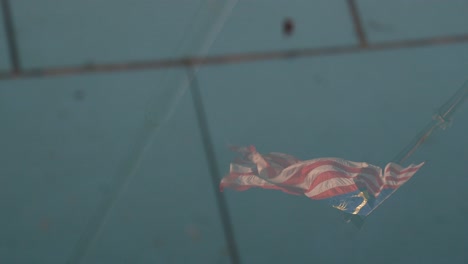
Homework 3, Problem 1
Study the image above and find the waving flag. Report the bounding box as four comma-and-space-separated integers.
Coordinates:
220, 146, 424, 216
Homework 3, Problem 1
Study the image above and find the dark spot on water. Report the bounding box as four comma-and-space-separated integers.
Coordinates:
313, 74, 328, 87
39, 217, 51, 232
48, 149, 57, 160
73, 89, 86, 101
185, 224, 202, 241
283, 18, 294, 36
153, 238, 165, 248
144, 111, 159, 127
366, 19, 394, 33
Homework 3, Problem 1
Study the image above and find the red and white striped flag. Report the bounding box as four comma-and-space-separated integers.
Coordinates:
220, 146, 424, 200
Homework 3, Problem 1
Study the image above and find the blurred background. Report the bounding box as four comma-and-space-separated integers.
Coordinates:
0, 0, 467, 263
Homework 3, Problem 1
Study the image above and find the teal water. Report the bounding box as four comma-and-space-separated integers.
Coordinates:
0, 1, 467, 263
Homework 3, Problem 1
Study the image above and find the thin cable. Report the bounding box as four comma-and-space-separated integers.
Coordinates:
393, 80, 468, 164
1, 0, 21, 73
2, 33, 468, 81
366, 80, 468, 217
187, 67, 240, 264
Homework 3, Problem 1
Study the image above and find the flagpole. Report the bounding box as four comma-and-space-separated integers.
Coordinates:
365, 80, 468, 217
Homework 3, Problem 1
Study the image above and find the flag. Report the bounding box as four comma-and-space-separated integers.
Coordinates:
220, 145, 424, 216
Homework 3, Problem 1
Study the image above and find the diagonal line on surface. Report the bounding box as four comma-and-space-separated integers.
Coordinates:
65, 1, 239, 264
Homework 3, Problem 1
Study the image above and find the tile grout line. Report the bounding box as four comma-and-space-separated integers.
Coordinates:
346, 0, 368, 47
187, 67, 241, 264
1, 0, 21, 73
2, 34, 468, 81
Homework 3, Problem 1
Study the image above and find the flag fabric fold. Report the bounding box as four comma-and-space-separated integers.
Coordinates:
220, 145, 424, 216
